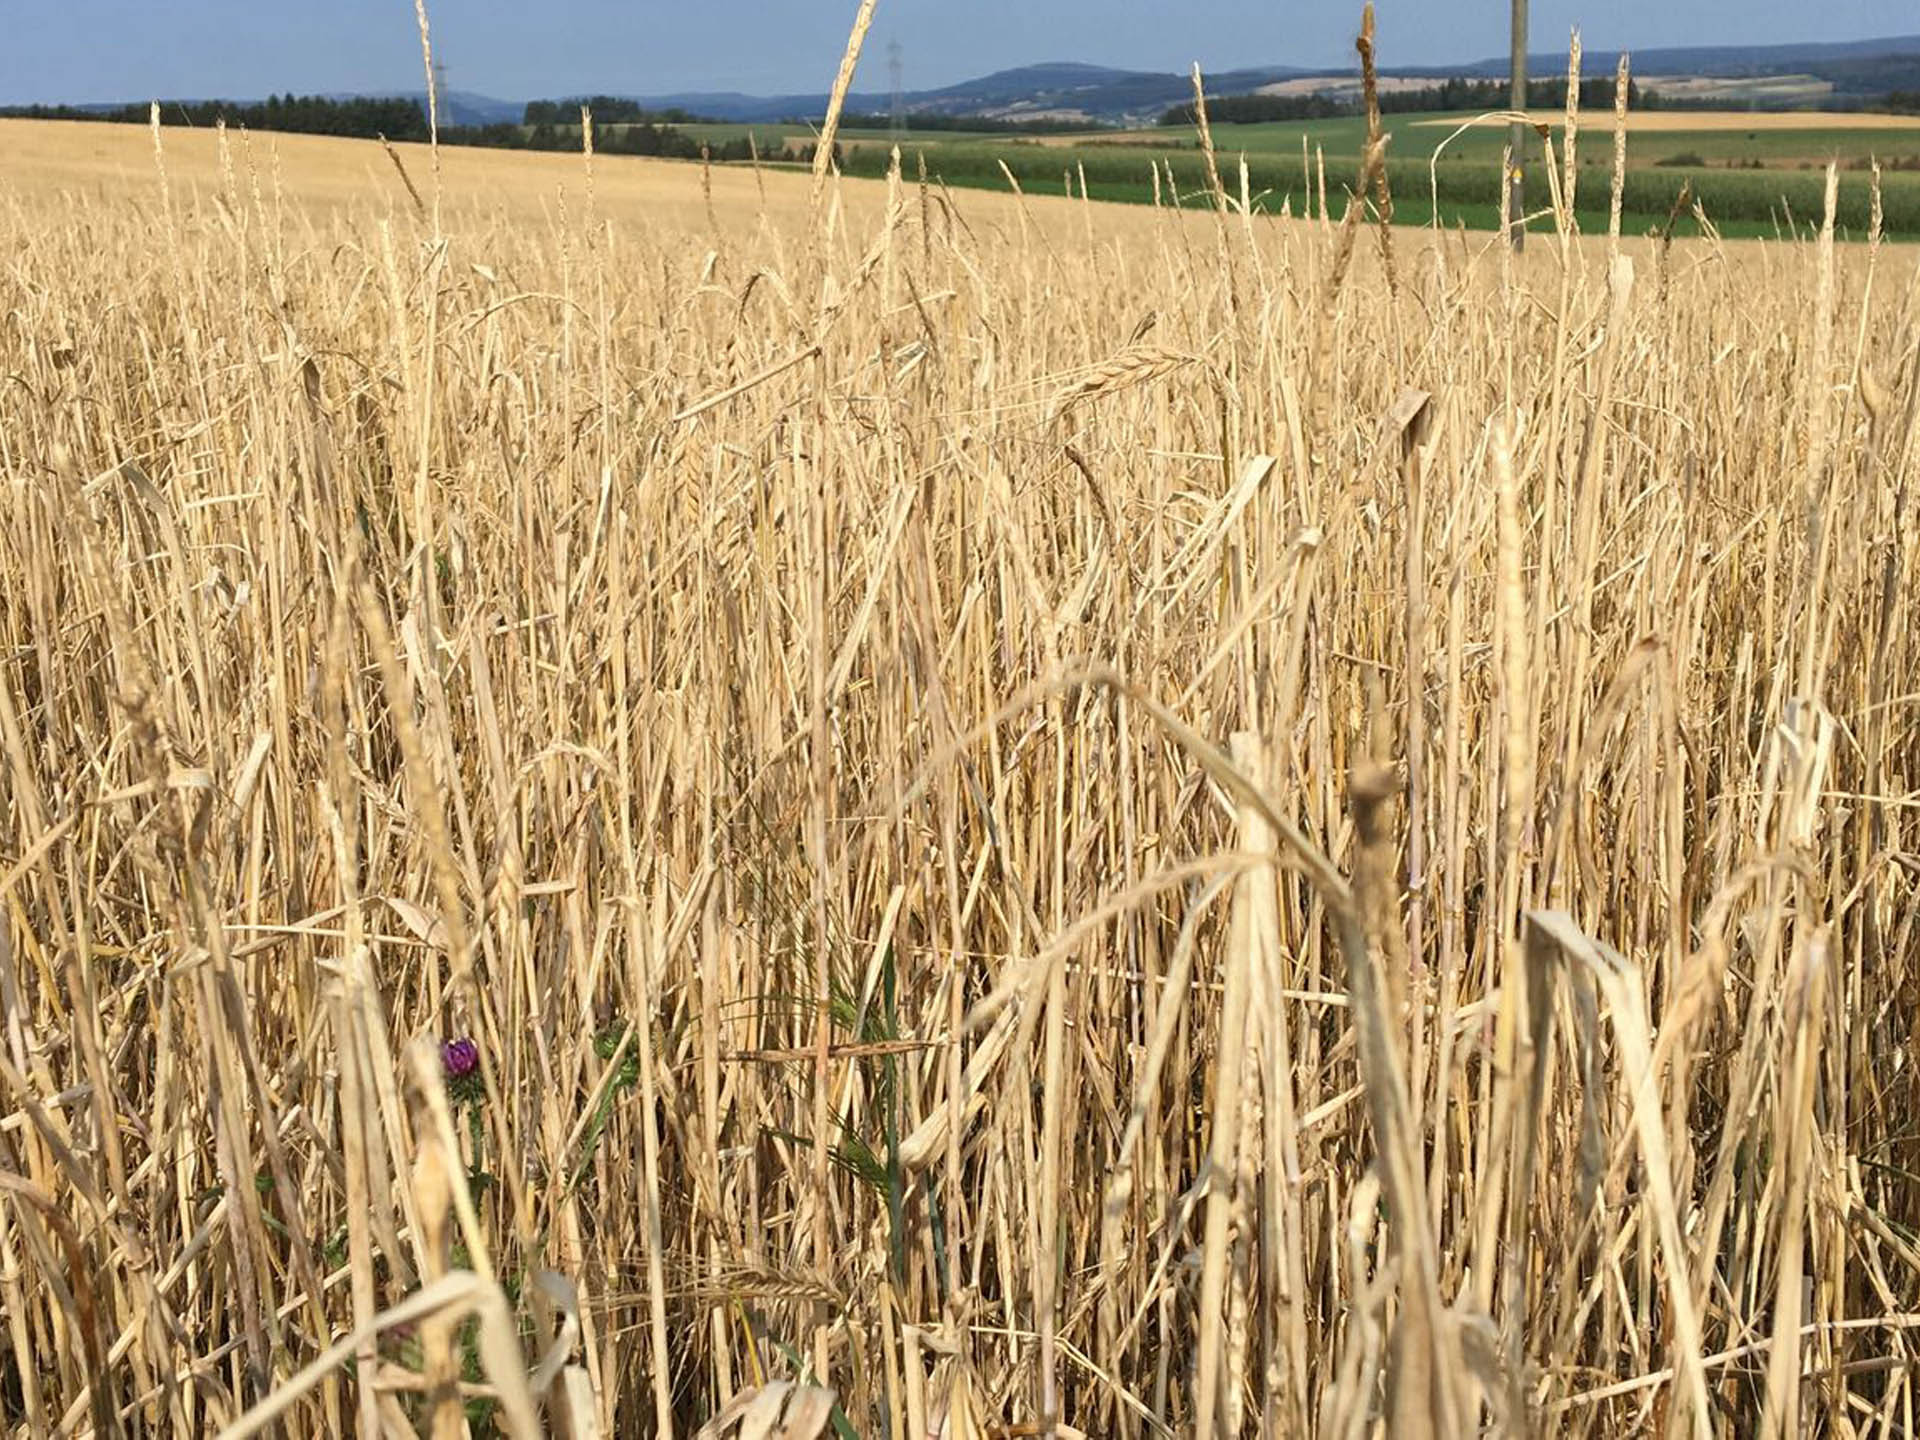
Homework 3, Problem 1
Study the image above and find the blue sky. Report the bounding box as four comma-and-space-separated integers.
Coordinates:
1, 1, 1914, 105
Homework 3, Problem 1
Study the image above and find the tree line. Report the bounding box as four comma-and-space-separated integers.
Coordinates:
1159, 75, 1643, 126
3, 94, 431, 138
832, 111, 1109, 134
525, 120, 766, 163
523, 97, 707, 126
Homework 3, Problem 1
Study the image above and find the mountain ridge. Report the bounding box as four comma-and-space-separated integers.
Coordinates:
621, 36, 1920, 123
29, 35, 1920, 130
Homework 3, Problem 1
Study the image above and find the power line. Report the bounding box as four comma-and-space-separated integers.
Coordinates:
888, 39, 906, 141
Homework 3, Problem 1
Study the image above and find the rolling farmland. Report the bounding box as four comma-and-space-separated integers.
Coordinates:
679, 107, 1920, 239
0, 96, 1918, 1439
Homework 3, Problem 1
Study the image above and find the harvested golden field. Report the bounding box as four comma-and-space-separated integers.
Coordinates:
0, 118, 858, 232
1, 108, 1917, 1440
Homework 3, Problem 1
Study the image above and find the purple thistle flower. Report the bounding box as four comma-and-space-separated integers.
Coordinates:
441, 1036, 479, 1080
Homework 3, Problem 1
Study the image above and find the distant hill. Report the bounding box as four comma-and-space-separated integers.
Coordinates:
617, 38, 1920, 124
22, 35, 1920, 135
1426, 34, 1920, 85
1419, 36, 1920, 104
333, 90, 523, 128
631, 62, 1316, 126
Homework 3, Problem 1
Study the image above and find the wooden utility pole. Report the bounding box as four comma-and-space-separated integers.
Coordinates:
1508, 0, 1528, 248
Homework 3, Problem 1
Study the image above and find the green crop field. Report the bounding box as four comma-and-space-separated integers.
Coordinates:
518, 106, 1920, 239
674, 122, 1042, 151
799, 110, 1920, 240
1110, 113, 1920, 169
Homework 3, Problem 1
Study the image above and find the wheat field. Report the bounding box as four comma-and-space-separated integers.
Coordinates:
0, 70, 1917, 1440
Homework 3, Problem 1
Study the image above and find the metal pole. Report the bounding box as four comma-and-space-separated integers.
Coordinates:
1508, 0, 1528, 249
